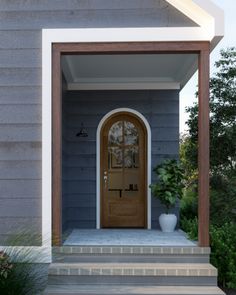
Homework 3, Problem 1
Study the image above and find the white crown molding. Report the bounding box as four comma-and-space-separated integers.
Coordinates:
67, 82, 180, 90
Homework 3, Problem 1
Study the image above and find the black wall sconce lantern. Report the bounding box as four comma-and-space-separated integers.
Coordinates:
76, 123, 88, 137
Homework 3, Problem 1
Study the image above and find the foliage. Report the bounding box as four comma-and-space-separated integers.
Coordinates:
0, 252, 12, 279
179, 133, 197, 179
210, 174, 236, 225
184, 47, 236, 174
210, 222, 236, 288
179, 135, 199, 221
181, 218, 236, 289
150, 159, 185, 213
0, 231, 48, 295
180, 173, 236, 226
180, 188, 198, 221
180, 217, 198, 240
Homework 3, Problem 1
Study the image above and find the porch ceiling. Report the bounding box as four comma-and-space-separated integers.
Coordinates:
62, 53, 197, 90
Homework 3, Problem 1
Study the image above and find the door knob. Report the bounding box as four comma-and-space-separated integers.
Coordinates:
104, 171, 108, 188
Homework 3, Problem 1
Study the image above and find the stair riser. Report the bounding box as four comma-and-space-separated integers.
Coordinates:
53, 254, 209, 264
43, 285, 226, 295
48, 275, 217, 286
53, 247, 210, 257
44, 292, 222, 295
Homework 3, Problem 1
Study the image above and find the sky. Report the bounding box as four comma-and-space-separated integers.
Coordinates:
179, 0, 236, 133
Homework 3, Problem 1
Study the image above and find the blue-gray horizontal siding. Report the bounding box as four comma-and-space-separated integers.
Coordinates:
0, 31, 42, 49
62, 90, 179, 230
0, 0, 188, 242
0, 49, 41, 67
0, 217, 42, 245
0, 0, 196, 12
0, 105, 41, 123
0, 142, 41, 160
0, 1, 196, 29
0, 125, 41, 141
0, 180, 41, 197
0, 161, 41, 179
0, 68, 41, 86
0, 86, 41, 104
0, 199, 41, 217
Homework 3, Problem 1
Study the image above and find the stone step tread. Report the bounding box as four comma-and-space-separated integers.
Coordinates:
49, 263, 217, 276
44, 285, 225, 295
53, 246, 210, 255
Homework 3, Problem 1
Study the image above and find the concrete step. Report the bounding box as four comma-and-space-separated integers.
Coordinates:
48, 263, 217, 286
53, 246, 210, 263
44, 285, 226, 295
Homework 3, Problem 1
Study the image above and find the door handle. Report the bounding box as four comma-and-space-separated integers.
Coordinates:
104, 171, 108, 188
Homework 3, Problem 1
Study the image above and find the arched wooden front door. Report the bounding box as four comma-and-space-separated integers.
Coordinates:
101, 112, 147, 228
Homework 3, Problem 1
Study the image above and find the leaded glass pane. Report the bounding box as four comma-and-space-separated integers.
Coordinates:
108, 121, 123, 145
124, 121, 139, 145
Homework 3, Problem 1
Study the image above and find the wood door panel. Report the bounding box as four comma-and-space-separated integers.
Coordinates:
110, 203, 138, 217
101, 113, 147, 228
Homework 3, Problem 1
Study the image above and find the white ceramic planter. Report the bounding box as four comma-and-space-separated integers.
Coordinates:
159, 213, 177, 232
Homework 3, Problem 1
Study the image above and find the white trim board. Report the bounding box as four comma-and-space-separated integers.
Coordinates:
67, 82, 180, 91
96, 108, 152, 230
43, 27, 215, 44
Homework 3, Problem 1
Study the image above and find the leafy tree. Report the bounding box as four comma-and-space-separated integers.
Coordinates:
180, 48, 236, 225
184, 47, 236, 175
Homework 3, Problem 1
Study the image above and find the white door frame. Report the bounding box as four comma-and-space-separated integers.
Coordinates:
96, 108, 152, 229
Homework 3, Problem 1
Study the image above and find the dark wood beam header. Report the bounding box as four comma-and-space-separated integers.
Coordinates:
52, 41, 210, 55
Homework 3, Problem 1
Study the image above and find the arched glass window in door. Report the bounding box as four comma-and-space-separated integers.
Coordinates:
108, 120, 139, 171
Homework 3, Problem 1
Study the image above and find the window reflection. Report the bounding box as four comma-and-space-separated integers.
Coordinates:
108, 147, 123, 169
124, 121, 139, 145
108, 121, 123, 145
108, 119, 139, 169
124, 147, 139, 168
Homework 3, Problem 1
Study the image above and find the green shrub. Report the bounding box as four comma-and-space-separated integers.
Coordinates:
180, 188, 198, 220
181, 218, 236, 288
0, 231, 48, 295
0, 252, 12, 279
0, 260, 46, 295
210, 222, 236, 288
180, 217, 198, 240
210, 175, 236, 225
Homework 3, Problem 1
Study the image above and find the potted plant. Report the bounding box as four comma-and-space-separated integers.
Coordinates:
150, 159, 185, 232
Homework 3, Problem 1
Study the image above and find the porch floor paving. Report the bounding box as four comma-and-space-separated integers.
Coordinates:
63, 229, 196, 246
